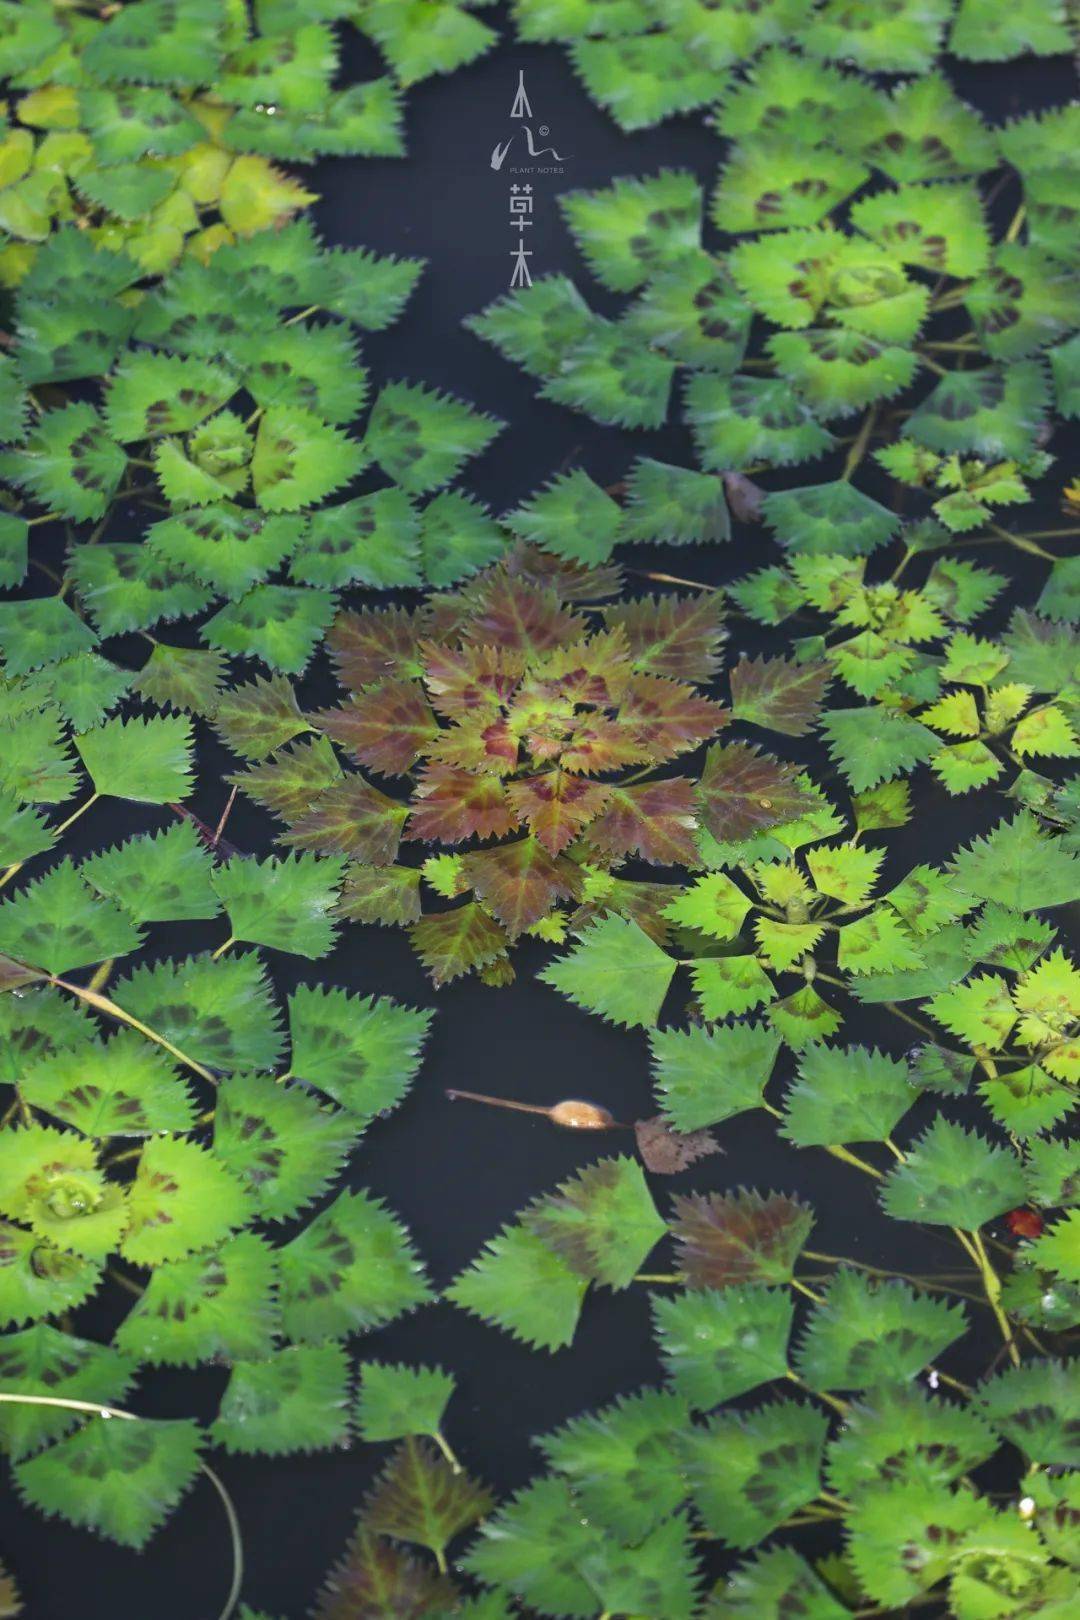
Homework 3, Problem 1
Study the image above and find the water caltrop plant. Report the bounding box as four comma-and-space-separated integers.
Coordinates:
0, 1, 1078, 1617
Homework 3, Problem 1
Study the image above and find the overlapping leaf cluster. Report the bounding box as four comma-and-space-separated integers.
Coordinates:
1, 1, 1079, 1615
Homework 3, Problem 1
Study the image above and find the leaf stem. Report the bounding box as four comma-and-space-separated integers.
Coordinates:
967, 1228, 1021, 1366
50, 976, 217, 1085
785, 1369, 849, 1417
840, 405, 879, 481
0, 1393, 242, 1620
211, 935, 236, 961
430, 1428, 463, 1475
791, 1276, 825, 1304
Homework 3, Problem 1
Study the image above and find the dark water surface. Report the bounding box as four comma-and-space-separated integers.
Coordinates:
5, 9, 1075, 1616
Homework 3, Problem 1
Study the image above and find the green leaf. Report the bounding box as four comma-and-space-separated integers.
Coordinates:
213, 1072, 358, 1221
251, 407, 362, 512
795, 1270, 968, 1391
203, 585, 335, 675
540, 1387, 691, 1542
821, 706, 940, 791
0, 1222, 103, 1329
506, 470, 624, 565
560, 171, 703, 292
361, 0, 497, 86
447, 1223, 589, 1353
364, 1436, 493, 1562
881, 1118, 1027, 1229
104, 354, 234, 442
279, 1188, 431, 1343
212, 852, 344, 960
80, 822, 219, 926
684, 1399, 827, 1548
671, 1188, 814, 1288
355, 1362, 455, 1445
419, 491, 507, 588
704, 1547, 850, 1620
0, 860, 142, 976
948, 812, 1080, 911
620, 458, 731, 547
852, 182, 990, 278
212, 1344, 351, 1456
7, 402, 126, 520
523, 1156, 667, 1290
75, 715, 194, 804
686, 373, 835, 471
465, 276, 597, 378
67, 539, 210, 637
827, 1385, 996, 1497
569, 33, 721, 132
287, 985, 431, 1121
976, 1360, 1079, 1467
131, 645, 228, 718
783, 1045, 916, 1148
290, 490, 420, 590
123, 1136, 252, 1266
0, 1324, 134, 1462
836, 909, 925, 977
539, 914, 676, 1028
147, 507, 304, 597
628, 251, 750, 372
846, 1482, 993, 1608
905, 362, 1050, 461
411, 903, 509, 987
14, 1417, 202, 1549
950, 0, 1073, 60
0, 597, 97, 677
114, 1234, 279, 1368
649, 1021, 779, 1131
113, 951, 285, 1074
715, 142, 868, 234
653, 1284, 794, 1410
364, 381, 503, 496
21, 1029, 195, 1138
761, 482, 900, 559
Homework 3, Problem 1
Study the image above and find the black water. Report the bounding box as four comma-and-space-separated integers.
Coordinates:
4, 9, 1075, 1616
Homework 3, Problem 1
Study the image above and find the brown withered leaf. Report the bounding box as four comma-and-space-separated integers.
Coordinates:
312, 680, 439, 776
671, 1188, 815, 1288
730, 653, 831, 739
406, 763, 515, 844
586, 777, 700, 866
411, 903, 508, 986
311, 1528, 456, 1620
605, 593, 727, 683
634, 1115, 723, 1175
328, 605, 426, 692
282, 775, 407, 864
505, 769, 611, 855
460, 837, 580, 937
723, 470, 766, 522
364, 1438, 494, 1565
697, 739, 818, 843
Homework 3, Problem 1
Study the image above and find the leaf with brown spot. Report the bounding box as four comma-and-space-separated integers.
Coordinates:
605, 594, 727, 682
328, 606, 426, 692
505, 770, 611, 854
406, 764, 515, 845
460, 837, 580, 937
282, 777, 407, 865
697, 740, 818, 843
723, 470, 765, 522
312, 682, 440, 777
671, 1188, 815, 1288
411, 904, 508, 986
634, 1116, 723, 1176
586, 777, 700, 866
730, 654, 831, 738
364, 1438, 494, 1566
311, 1529, 457, 1620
